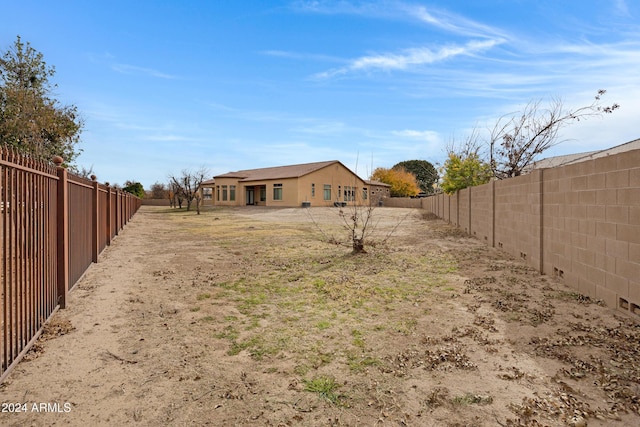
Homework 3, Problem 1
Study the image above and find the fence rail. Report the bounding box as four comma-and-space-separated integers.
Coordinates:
1, 147, 141, 382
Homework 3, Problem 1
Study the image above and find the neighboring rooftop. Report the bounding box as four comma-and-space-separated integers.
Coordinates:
527, 138, 640, 171
213, 160, 360, 182
366, 179, 391, 187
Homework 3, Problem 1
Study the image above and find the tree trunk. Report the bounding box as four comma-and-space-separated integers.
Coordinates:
352, 238, 366, 254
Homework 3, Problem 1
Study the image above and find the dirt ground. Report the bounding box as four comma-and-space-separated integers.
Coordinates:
1, 205, 639, 427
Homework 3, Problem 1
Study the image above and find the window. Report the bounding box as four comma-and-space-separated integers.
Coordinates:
230, 185, 236, 201
260, 187, 266, 201
311, 183, 315, 198
323, 184, 331, 201
363, 188, 368, 200
344, 186, 354, 202
273, 183, 283, 201
216, 186, 220, 201
222, 185, 228, 201
203, 188, 212, 200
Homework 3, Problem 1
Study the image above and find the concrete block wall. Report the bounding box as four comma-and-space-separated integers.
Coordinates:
494, 170, 543, 272
450, 191, 458, 226
542, 150, 640, 313
458, 188, 471, 233
469, 181, 494, 246
381, 198, 423, 208
424, 149, 640, 317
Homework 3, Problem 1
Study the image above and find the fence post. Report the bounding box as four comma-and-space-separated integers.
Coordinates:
536, 168, 544, 272
490, 180, 496, 248
467, 187, 472, 235
91, 175, 99, 263
105, 183, 112, 246
114, 191, 119, 236
54, 156, 69, 309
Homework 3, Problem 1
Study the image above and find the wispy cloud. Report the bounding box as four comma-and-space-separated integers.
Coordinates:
290, 0, 396, 17
392, 129, 440, 141
312, 39, 502, 79
111, 63, 178, 79
140, 134, 194, 142
403, 4, 509, 39
289, 121, 349, 134
613, 0, 631, 17
292, 1, 507, 79
261, 50, 343, 63
293, 1, 508, 39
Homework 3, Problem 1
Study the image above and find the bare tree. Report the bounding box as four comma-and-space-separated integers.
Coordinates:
306, 158, 409, 254
168, 179, 183, 208
168, 167, 209, 213
306, 191, 377, 254
150, 181, 168, 199
488, 90, 619, 179
70, 164, 94, 179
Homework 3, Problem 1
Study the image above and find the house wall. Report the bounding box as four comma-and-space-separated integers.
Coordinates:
252, 177, 299, 206
368, 185, 391, 204
297, 163, 367, 207
212, 177, 244, 206
423, 148, 640, 318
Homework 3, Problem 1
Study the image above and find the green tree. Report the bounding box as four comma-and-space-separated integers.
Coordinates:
371, 167, 420, 197
392, 160, 438, 194
440, 153, 492, 194
123, 181, 145, 198
0, 35, 83, 163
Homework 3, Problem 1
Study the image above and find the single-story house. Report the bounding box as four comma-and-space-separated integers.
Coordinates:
202, 160, 387, 207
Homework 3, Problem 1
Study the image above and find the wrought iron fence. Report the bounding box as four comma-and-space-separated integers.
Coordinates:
1, 146, 141, 382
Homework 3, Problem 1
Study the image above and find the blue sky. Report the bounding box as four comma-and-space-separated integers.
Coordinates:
2, 0, 639, 188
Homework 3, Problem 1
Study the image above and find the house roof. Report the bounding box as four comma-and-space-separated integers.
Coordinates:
214, 160, 362, 182
526, 138, 640, 171
365, 179, 391, 187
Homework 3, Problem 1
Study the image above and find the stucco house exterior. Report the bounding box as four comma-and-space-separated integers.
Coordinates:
202, 160, 388, 208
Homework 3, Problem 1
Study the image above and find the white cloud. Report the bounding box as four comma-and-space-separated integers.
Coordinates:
313, 39, 502, 79
292, 1, 508, 40
405, 5, 509, 39
261, 50, 343, 63
289, 121, 349, 134
392, 129, 439, 141
111, 64, 177, 79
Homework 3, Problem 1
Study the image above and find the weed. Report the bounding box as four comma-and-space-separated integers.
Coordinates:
395, 319, 418, 335
214, 325, 239, 340
351, 329, 365, 348
451, 393, 493, 406
316, 320, 331, 330
307, 351, 333, 369
347, 354, 380, 372
303, 376, 344, 405
239, 293, 266, 312
197, 293, 211, 301
294, 364, 310, 376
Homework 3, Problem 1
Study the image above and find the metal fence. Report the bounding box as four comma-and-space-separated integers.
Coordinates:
1, 146, 141, 382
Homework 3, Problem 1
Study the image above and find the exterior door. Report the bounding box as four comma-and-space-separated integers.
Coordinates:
246, 188, 255, 205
